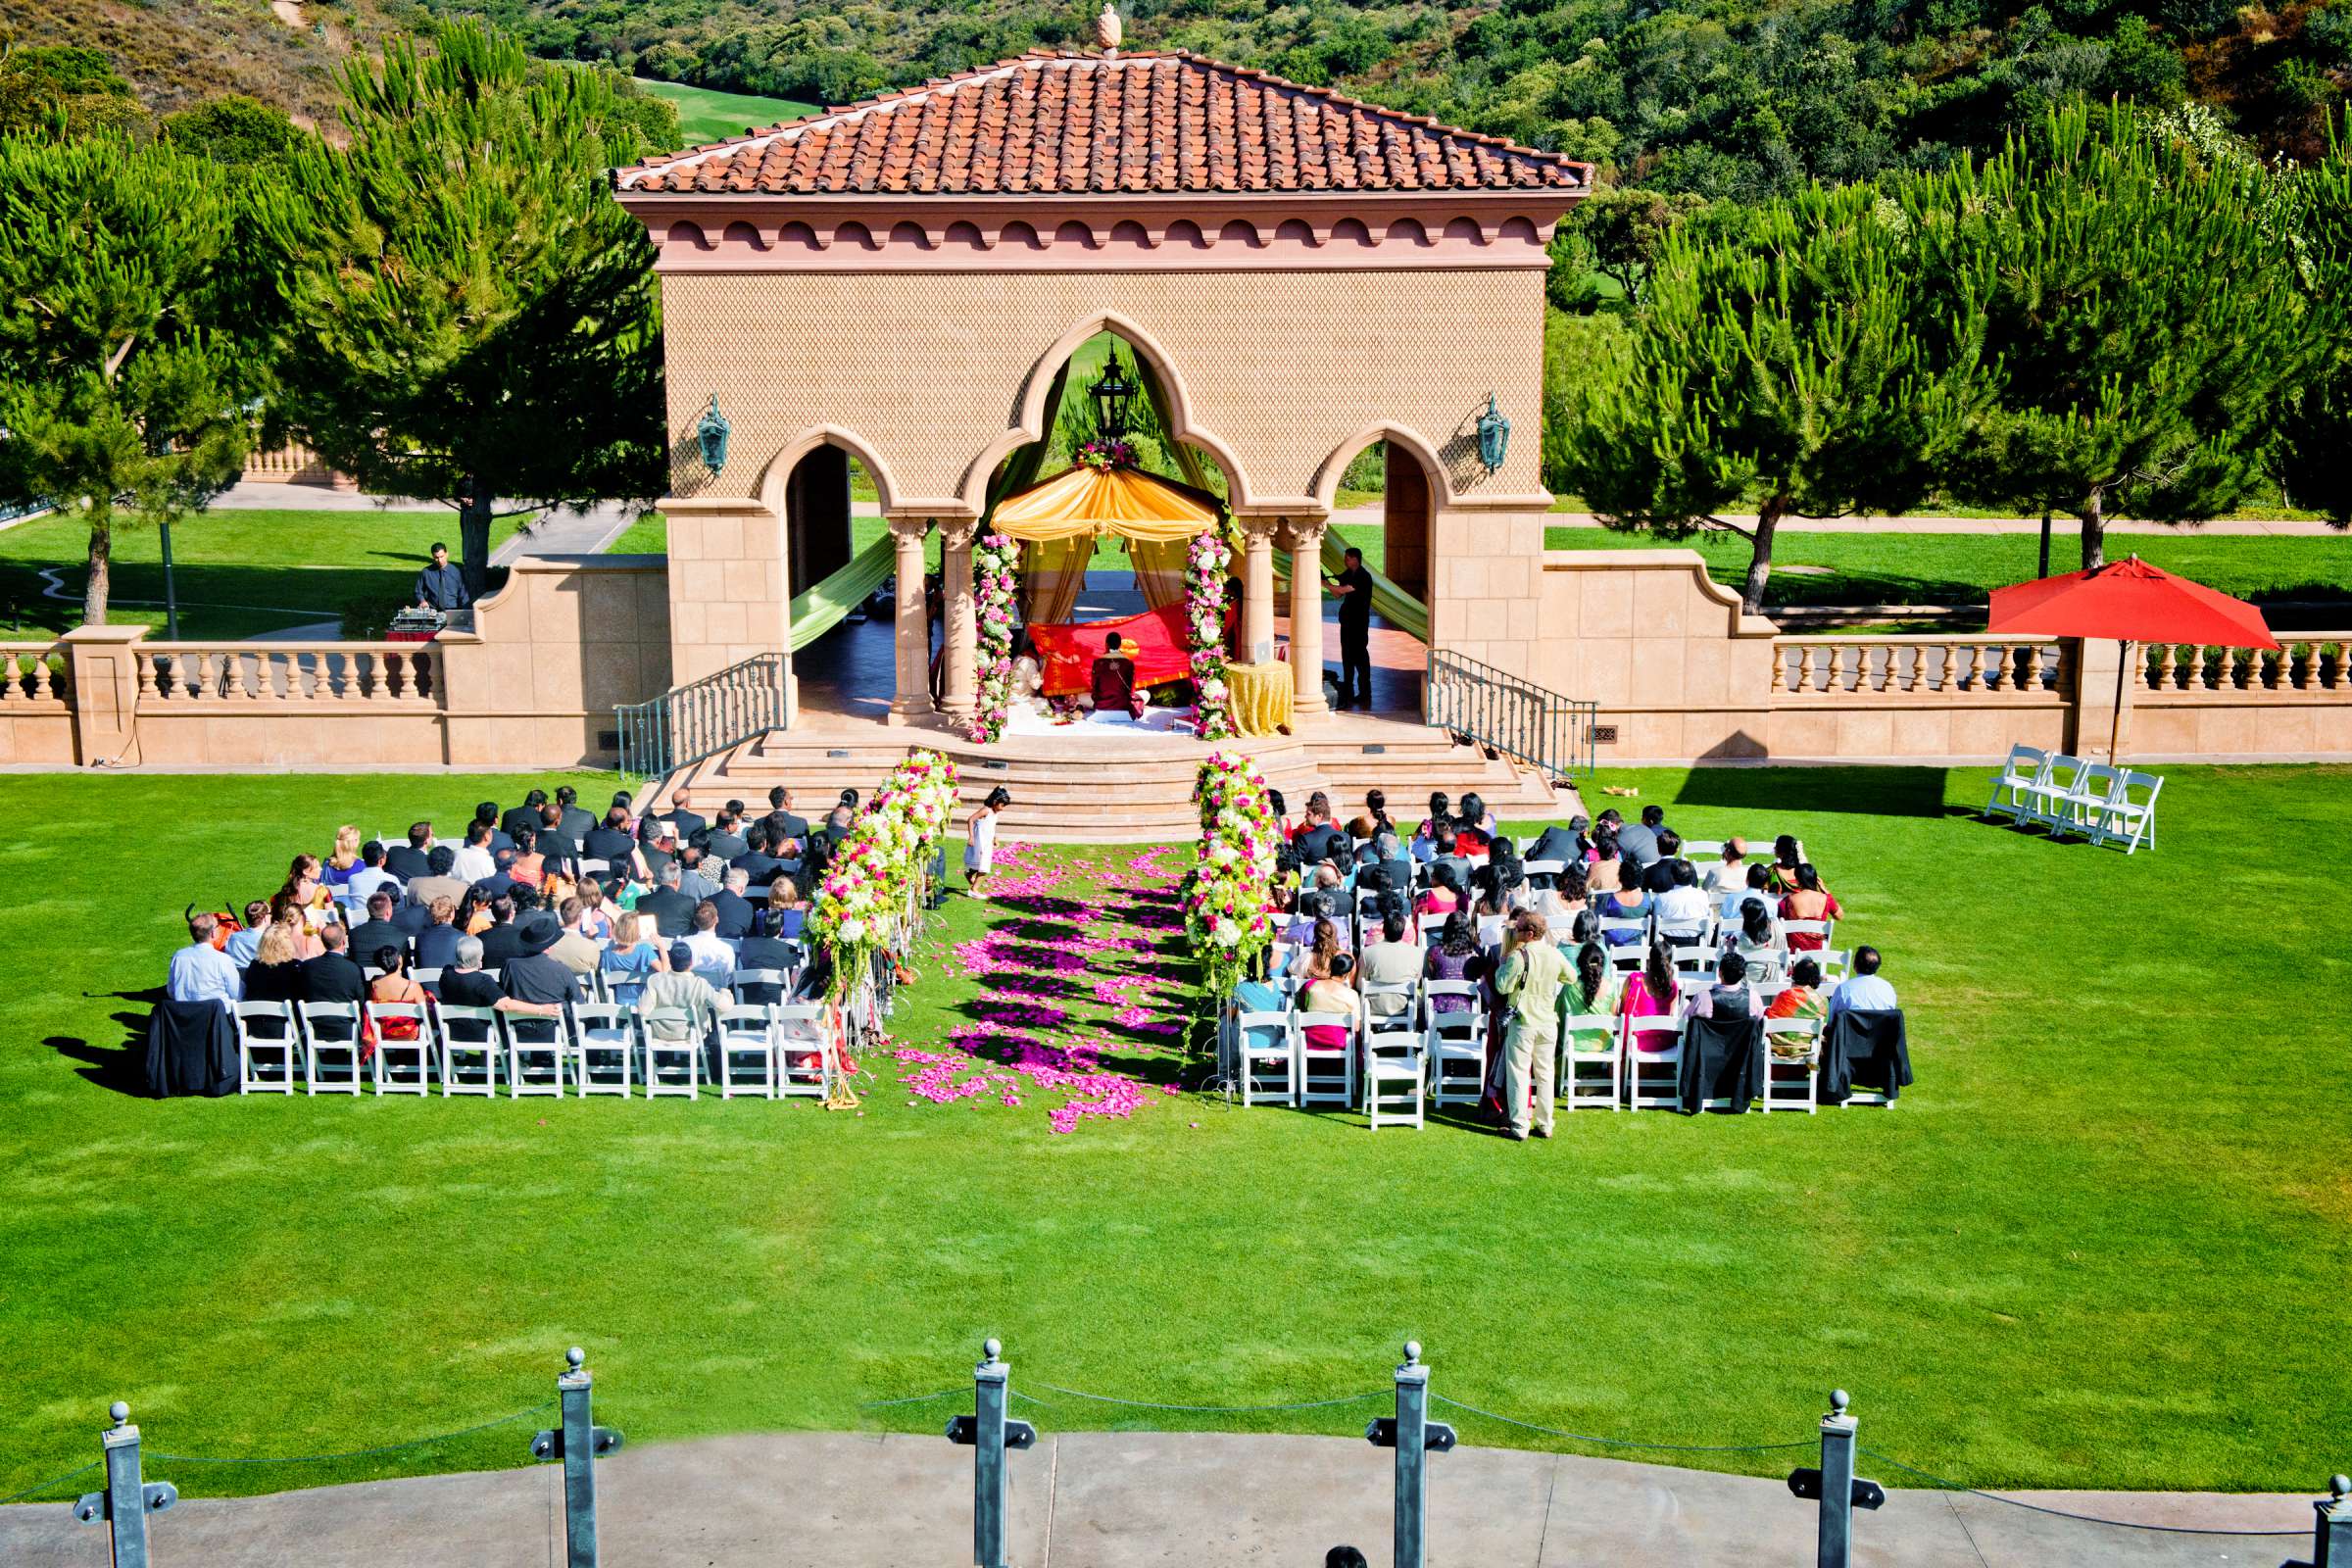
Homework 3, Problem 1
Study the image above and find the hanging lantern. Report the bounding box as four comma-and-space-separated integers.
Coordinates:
1091, 351, 1137, 440
1476, 394, 1510, 475
696, 394, 731, 475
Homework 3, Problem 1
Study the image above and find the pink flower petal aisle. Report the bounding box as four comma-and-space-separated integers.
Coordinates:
893, 841, 1196, 1133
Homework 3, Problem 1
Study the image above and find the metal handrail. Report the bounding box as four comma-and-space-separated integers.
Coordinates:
614, 652, 788, 781
1424, 649, 1597, 782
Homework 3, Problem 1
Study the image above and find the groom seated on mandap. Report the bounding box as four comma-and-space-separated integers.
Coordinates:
1088, 632, 1150, 720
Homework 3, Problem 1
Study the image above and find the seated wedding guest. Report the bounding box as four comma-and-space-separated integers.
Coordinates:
270, 891, 322, 959
502, 910, 583, 1007
576, 882, 615, 946
1598, 875, 1650, 946
384, 821, 435, 881
706, 867, 755, 938
755, 876, 808, 941
1616, 938, 1679, 1027
1278, 891, 1326, 950
454, 886, 493, 937
1766, 834, 1806, 895
299, 923, 368, 1009
1453, 792, 1494, 852
636, 789, 706, 849
681, 901, 735, 976
735, 913, 803, 995
536, 800, 573, 859
1828, 947, 1896, 1018
1363, 789, 1396, 839
345, 840, 403, 909
1369, 830, 1413, 895
244, 923, 307, 1004
1287, 916, 1345, 982
818, 805, 855, 852
1777, 864, 1841, 950
1295, 793, 1345, 864
584, 807, 643, 880
1426, 824, 1469, 889
1681, 950, 1761, 1019
1586, 829, 1625, 896
1423, 911, 1486, 1010
1294, 953, 1362, 1048
1642, 830, 1689, 894
599, 913, 662, 1009
1416, 863, 1465, 919
223, 901, 272, 968
366, 949, 428, 1042
169, 913, 242, 1008
1651, 860, 1713, 938
1525, 817, 1586, 871
321, 824, 365, 892
639, 941, 727, 1043
704, 809, 749, 865
1470, 863, 1514, 924
1722, 860, 1774, 923
343, 892, 411, 970
413, 897, 465, 971
765, 786, 809, 844
450, 821, 498, 885
1704, 837, 1750, 897
675, 843, 719, 902
502, 789, 550, 845
547, 898, 603, 978
1615, 804, 1667, 868
1727, 899, 1787, 974
1533, 861, 1591, 932
282, 853, 330, 931
509, 824, 548, 890
1561, 940, 1617, 1018
1769, 956, 1829, 1021
475, 896, 526, 966
470, 848, 520, 902
636, 861, 698, 942
731, 824, 783, 890
1088, 631, 1150, 719
437, 937, 506, 1008
556, 785, 596, 852
473, 800, 514, 854
1356, 914, 1420, 1018
405, 845, 469, 916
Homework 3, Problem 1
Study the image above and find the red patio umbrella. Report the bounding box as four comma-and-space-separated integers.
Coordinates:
1984, 554, 2278, 762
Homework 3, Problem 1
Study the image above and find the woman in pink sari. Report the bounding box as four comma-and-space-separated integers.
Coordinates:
1616, 938, 1681, 1058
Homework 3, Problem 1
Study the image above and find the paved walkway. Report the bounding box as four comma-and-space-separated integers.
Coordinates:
0, 1431, 2317, 1567
1328, 505, 2344, 537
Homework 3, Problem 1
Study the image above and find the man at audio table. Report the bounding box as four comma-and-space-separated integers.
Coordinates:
413, 541, 471, 614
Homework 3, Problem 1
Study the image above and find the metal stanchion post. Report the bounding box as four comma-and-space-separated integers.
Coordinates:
528, 1348, 624, 1568
1787, 1390, 1882, 1568
948, 1337, 1037, 1568
73, 1402, 176, 1568
1366, 1341, 1454, 1568
2312, 1474, 2351, 1567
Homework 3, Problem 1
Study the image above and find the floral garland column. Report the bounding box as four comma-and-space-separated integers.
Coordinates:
969, 532, 1021, 743
1186, 526, 1235, 739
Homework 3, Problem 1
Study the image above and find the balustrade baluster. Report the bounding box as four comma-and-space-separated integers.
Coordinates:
359, 653, 381, 701
2329, 643, 2348, 692
1, 657, 21, 701
2294, 644, 2316, 692
2219, 647, 2240, 690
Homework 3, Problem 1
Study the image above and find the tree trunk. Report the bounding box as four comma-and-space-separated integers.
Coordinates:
82, 511, 111, 626
1740, 498, 1785, 616
2081, 489, 2106, 571
2037, 510, 2052, 579
458, 482, 495, 598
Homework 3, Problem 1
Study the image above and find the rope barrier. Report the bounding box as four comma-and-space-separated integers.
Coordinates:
0, 1459, 101, 1506
1856, 1448, 2306, 1538
147, 1402, 556, 1467
1430, 1395, 1813, 1455
1025, 1383, 1389, 1415
858, 1389, 971, 1409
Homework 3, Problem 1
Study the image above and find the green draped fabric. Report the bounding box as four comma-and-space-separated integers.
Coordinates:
1272, 534, 1432, 644
787, 531, 895, 653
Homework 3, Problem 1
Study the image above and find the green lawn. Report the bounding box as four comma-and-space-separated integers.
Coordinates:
1, 765, 2345, 1503
634, 77, 819, 143
0, 509, 530, 642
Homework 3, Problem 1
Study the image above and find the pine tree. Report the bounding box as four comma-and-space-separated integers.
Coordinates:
1559, 181, 1993, 614
0, 134, 253, 624
2276, 124, 2352, 524
257, 22, 665, 594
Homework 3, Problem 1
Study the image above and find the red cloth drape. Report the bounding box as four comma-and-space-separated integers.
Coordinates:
1030, 603, 1193, 697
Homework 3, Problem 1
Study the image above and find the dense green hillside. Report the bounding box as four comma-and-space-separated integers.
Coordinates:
633, 75, 818, 142
423, 0, 2350, 192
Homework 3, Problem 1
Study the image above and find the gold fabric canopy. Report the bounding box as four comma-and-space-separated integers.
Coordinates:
988, 464, 1222, 543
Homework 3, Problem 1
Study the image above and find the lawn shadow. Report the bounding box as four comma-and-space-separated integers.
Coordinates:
1669, 766, 1952, 820
48, 1008, 149, 1096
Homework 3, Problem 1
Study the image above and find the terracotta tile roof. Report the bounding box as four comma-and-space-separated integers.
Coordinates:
617, 50, 1589, 196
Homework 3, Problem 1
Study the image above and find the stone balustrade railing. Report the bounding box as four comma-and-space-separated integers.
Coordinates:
2143, 637, 2352, 694
0, 642, 71, 705
138, 643, 438, 704
1771, 635, 2071, 698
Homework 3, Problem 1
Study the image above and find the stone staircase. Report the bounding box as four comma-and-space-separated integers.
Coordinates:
656, 714, 1573, 843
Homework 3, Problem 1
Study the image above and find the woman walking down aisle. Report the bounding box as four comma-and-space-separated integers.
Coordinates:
965, 786, 1010, 897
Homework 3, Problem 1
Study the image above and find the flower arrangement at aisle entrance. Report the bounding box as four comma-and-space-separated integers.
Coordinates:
808, 748, 962, 1004
1184, 751, 1279, 1015
969, 532, 1021, 743
1185, 525, 1235, 740
1075, 436, 1138, 470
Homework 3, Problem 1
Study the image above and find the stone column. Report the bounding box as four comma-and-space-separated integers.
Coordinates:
887, 517, 931, 726
940, 518, 978, 718
1239, 517, 1278, 665
1284, 518, 1329, 717
60, 624, 148, 766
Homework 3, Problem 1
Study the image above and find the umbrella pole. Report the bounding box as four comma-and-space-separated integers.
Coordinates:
2111, 639, 2129, 765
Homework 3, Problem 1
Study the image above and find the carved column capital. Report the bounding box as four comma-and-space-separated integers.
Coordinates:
887, 515, 931, 545
937, 518, 979, 552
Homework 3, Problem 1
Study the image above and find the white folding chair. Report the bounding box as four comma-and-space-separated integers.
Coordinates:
1360, 980, 1418, 1044
773, 1004, 834, 1099
1761, 1016, 1821, 1113
2091, 769, 2163, 853
1235, 1010, 1296, 1107
1667, 943, 1715, 975
1558, 1009, 1620, 1111
1360, 1010, 1426, 1130
1414, 912, 1451, 943
1597, 919, 1648, 968
435, 1004, 502, 1095
233, 1001, 299, 1094
569, 1004, 635, 1097
297, 1001, 364, 1095
1291, 1011, 1357, 1107
366, 1003, 433, 1095
1623, 1013, 1683, 1109
1422, 981, 1487, 1106
411, 966, 443, 995
640, 1008, 703, 1098
1680, 840, 1726, 860
578, 857, 611, 879
731, 967, 791, 1006
714, 1005, 779, 1099
1983, 745, 2051, 822
2020, 753, 2090, 830
1782, 918, 1835, 951
1522, 858, 1567, 886
1812, 948, 1853, 984
2052, 761, 2126, 842
503, 1011, 568, 1097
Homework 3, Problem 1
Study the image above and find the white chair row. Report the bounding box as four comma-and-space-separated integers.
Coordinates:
1560, 1010, 1829, 1114
231, 999, 834, 1101
1984, 746, 2161, 853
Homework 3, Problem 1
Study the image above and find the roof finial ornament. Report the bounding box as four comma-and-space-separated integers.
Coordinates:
1097, 3, 1122, 57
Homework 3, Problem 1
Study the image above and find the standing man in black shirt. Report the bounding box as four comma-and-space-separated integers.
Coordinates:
1327, 546, 1375, 711
414, 541, 471, 614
